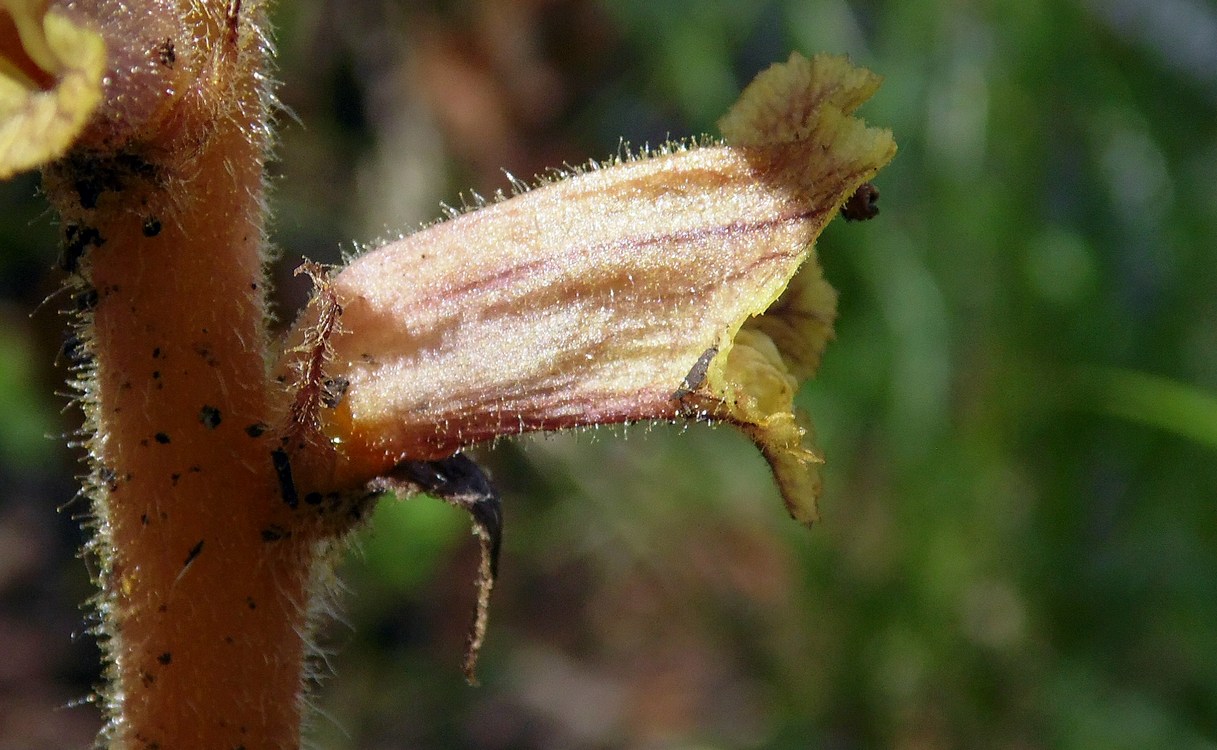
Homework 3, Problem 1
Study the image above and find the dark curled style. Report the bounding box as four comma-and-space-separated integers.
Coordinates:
382, 453, 503, 684
842, 182, 880, 221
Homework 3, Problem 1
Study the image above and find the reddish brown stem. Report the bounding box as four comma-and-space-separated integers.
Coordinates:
41, 3, 326, 747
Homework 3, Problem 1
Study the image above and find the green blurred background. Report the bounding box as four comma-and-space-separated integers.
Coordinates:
3, 0, 1217, 747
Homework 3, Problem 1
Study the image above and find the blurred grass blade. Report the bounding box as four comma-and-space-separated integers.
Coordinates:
1084, 368, 1217, 450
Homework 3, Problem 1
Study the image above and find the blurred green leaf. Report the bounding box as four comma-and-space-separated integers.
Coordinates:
1081, 368, 1217, 450
356, 494, 467, 594
0, 324, 56, 466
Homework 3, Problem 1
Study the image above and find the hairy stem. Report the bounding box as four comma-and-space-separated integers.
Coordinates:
41, 3, 319, 747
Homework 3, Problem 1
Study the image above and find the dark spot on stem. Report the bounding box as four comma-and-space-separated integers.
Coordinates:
61, 224, 105, 274
199, 405, 222, 429
74, 181, 102, 211
157, 652, 172, 665
142, 216, 162, 237
192, 343, 219, 367
60, 150, 161, 209
154, 432, 171, 444
156, 38, 175, 67
74, 288, 98, 312
244, 423, 266, 438
183, 539, 204, 568
271, 448, 298, 509
261, 525, 288, 542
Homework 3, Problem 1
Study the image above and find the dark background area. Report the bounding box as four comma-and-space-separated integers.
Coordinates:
3, 0, 1217, 747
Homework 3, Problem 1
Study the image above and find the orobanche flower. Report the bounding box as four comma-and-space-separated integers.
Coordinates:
1, 0, 899, 736
0, 0, 104, 178
282, 53, 897, 528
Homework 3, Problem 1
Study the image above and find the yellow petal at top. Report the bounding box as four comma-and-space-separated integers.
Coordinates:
699, 53, 897, 523
281, 53, 896, 526
0, 3, 105, 179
